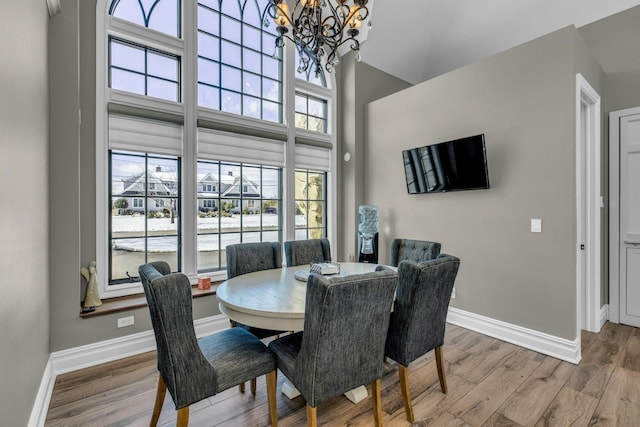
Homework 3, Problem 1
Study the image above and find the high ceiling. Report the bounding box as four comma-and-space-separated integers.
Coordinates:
359, 0, 640, 84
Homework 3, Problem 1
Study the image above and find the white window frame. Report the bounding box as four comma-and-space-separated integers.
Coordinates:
96, 0, 337, 298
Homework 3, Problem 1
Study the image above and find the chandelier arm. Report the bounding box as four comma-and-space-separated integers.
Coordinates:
268, 0, 369, 74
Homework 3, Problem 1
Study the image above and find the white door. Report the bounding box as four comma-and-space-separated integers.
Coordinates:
620, 113, 640, 328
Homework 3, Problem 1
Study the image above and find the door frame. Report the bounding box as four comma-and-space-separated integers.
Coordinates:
576, 74, 601, 334
609, 105, 640, 324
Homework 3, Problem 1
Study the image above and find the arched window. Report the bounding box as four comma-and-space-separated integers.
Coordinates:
98, 0, 336, 297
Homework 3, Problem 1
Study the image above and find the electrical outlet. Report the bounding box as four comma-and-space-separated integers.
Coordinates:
117, 316, 134, 328
451, 287, 456, 299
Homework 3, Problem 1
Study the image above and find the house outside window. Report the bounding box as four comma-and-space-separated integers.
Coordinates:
98, 0, 336, 297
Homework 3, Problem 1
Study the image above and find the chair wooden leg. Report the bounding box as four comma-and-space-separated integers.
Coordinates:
372, 378, 383, 427
251, 377, 257, 393
176, 407, 189, 427
398, 365, 414, 423
435, 345, 448, 394
239, 382, 245, 393
306, 404, 317, 427
150, 373, 167, 427
266, 370, 278, 426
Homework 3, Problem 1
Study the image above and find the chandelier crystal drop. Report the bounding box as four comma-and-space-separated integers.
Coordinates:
266, 0, 369, 75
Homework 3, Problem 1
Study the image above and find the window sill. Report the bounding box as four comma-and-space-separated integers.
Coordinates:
79, 281, 222, 318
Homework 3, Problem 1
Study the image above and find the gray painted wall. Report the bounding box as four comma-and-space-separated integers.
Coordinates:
0, 1, 50, 425
49, 0, 219, 352
362, 27, 604, 340
579, 5, 640, 113
339, 56, 412, 261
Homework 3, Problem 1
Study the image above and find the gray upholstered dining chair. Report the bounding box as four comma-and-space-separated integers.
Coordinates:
268, 268, 397, 427
226, 241, 287, 392
138, 261, 278, 427
384, 254, 460, 422
283, 238, 331, 267
389, 238, 441, 266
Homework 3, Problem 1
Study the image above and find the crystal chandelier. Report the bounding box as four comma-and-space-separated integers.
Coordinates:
266, 0, 370, 75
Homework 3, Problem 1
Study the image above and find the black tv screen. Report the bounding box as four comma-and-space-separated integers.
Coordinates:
403, 134, 490, 194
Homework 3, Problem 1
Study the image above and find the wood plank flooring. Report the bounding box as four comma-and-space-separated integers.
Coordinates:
45, 322, 640, 426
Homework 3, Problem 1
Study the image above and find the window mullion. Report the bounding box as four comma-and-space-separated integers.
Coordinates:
182, 0, 198, 281
284, 41, 296, 243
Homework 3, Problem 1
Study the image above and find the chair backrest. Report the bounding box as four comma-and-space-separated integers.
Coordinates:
283, 238, 331, 267
294, 268, 397, 406
139, 261, 217, 408
390, 238, 441, 267
226, 242, 282, 278
385, 255, 460, 366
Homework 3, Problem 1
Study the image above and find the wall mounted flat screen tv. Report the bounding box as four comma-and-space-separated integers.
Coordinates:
402, 134, 490, 194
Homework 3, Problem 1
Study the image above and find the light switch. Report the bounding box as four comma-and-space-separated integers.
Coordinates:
531, 219, 542, 233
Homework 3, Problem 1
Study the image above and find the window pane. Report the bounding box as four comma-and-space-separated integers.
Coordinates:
262, 100, 280, 123
295, 94, 307, 114
111, 41, 145, 73
194, 0, 282, 121
198, 6, 220, 35
262, 169, 279, 198
199, 57, 220, 86
110, 0, 145, 27
262, 55, 280, 80
294, 170, 327, 239
221, 40, 241, 68
308, 172, 324, 198
109, 151, 181, 285
243, 71, 260, 96
198, 233, 220, 270
148, 51, 178, 81
243, 0, 261, 26
111, 239, 146, 281
196, 160, 282, 273
221, 16, 241, 44
262, 78, 279, 102
198, 33, 219, 61
221, 66, 241, 92
294, 113, 307, 130
243, 24, 261, 51
111, 69, 146, 95
221, 90, 241, 114
147, 237, 179, 271
220, 0, 241, 19
148, 77, 179, 101
147, 0, 180, 37
243, 96, 261, 119
307, 116, 325, 133
111, 0, 180, 38
198, 0, 218, 9
295, 92, 327, 132
243, 48, 261, 74
198, 83, 220, 109
308, 98, 324, 117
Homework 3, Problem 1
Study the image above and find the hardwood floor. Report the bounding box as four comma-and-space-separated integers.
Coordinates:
45, 322, 640, 426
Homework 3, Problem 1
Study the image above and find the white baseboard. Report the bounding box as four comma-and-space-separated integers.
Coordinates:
600, 304, 609, 328
28, 315, 228, 427
447, 307, 581, 364
28, 358, 55, 427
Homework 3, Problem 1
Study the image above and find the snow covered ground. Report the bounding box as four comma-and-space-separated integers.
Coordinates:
112, 214, 306, 251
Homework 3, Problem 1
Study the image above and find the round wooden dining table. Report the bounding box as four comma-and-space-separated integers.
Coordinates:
216, 262, 389, 332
